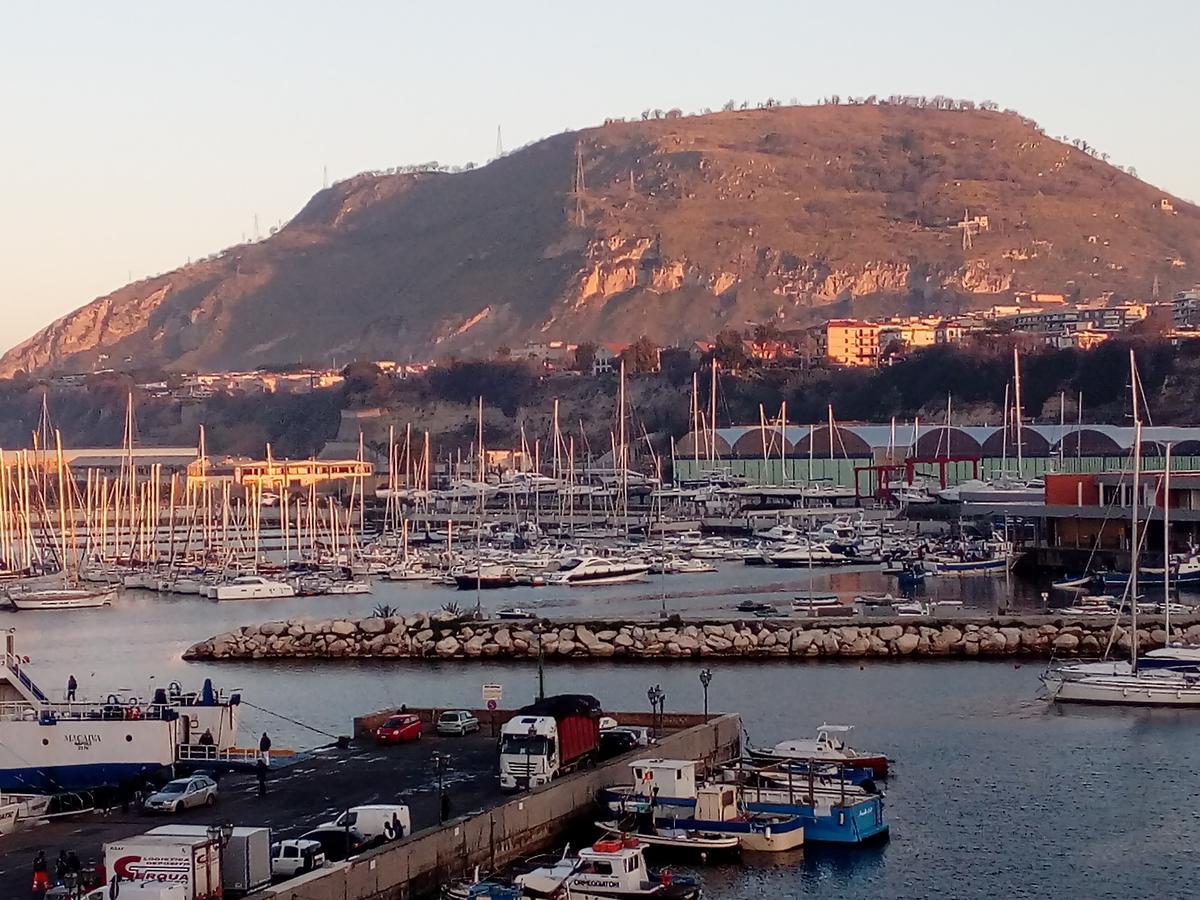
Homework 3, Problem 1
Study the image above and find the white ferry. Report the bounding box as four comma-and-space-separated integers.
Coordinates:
0, 631, 242, 792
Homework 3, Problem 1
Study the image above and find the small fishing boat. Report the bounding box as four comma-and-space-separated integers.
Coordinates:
7, 587, 115, 610
1051, 574, 1093, 591
594, 821, 741, 857
454, 565, 518, 590
892, 600, 930, 617
495, 607, 535, 620
746, 725, 889, 777
735, 600, 773, 615
514, 838, 700, 900
325, 580, 372, 595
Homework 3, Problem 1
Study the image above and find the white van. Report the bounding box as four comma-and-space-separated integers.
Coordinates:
322, 804, 411, 841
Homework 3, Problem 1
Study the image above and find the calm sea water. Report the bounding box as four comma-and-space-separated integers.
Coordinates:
7, 566, 1193, 899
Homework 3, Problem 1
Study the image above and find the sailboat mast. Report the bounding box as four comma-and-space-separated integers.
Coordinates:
1131, 417, 1141, 672
1012, 349, 1024, 475
1164, 442, 1172, 639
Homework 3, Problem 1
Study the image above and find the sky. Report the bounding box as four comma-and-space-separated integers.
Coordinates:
1, 0, 1197, 345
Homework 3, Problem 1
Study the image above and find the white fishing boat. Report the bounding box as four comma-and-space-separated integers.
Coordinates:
7, 587, 116, 610
746, 725, 890, 777
549, 556, 650, 586
594, 820, 740, 855
210, 575, 296, 601
514, 837, 700, 900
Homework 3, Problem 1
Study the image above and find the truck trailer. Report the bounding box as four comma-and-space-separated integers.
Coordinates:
499, 694, 602, 790
148, 825, 272, 895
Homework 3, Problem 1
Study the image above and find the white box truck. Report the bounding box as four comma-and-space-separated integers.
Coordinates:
147, 825, 272, 895
104, 833, 221, 899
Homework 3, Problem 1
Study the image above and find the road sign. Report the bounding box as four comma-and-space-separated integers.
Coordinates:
486, 699, 498, 710
482, 683, 503, 704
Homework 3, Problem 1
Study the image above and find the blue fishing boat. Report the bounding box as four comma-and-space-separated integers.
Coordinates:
602, 759, 888, 845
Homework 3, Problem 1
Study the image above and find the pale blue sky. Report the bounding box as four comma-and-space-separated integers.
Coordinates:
2, 1, 1196, 345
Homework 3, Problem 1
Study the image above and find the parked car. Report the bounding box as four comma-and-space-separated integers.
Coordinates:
436, 710, 481, 736
598, 729, 639, 760
144, 775, 218, 812
271, 839, 326, 879
375, 713, 423, 744
299, 825, 371, 862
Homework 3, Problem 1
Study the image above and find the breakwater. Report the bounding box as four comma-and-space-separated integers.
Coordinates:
183, 611, 1200, 662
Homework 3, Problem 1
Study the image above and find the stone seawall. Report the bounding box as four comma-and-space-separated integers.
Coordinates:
183, 611, 1200, 662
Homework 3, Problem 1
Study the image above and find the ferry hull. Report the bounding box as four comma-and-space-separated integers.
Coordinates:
0, 761, 168, 792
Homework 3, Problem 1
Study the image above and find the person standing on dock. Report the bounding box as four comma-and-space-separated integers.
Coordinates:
259, 732, 272, 765
255, 757, 268, 797
65, 675, 77, 703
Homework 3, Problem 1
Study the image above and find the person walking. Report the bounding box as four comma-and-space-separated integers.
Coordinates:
255, 758, 268, 797
31, 850, 50, 897
65, 675, 77, 703
259, 732, 272, 765
54, 851, 68, 884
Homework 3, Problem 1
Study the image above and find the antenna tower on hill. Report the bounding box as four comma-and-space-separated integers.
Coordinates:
495, 126, 504, 158
572, 141, 586, 228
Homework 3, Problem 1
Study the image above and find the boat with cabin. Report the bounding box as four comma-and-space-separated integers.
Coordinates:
745, 725, 889, 777
0, 631, 243, 791
549, 556, 650, 586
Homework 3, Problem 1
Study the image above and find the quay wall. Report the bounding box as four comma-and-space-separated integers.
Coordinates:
183, 611, 1200, 663
247, 713, 742, 900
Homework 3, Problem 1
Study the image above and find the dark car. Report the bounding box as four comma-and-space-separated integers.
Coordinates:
299, 825, 373, 862
598, 729, 639, 760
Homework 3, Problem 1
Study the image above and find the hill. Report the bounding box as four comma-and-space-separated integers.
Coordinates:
5, 103, 1199, 375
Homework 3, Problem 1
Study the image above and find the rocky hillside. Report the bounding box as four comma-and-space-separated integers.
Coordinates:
6, 105, 1199, 375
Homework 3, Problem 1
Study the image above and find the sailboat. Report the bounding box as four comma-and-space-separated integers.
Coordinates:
1042, 355, 1200, 706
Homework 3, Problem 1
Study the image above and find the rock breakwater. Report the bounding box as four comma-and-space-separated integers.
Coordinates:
182, 612, 1200, 663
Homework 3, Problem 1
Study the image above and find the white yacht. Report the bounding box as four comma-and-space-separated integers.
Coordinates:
549, 556, 650, 586
769, 543, 848, 567
210, 575, 296, 601
7, 587, 116, 610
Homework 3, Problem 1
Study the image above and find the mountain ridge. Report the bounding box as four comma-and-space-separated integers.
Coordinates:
5, 104, 1198, 375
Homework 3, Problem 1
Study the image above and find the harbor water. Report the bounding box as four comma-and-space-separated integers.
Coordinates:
7, 566, 1197, 898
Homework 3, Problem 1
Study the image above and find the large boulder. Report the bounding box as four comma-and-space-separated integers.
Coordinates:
359, 618, 388, 635
875, 625, 903, 642
895, 633, 920, 654
435, 636, 460, 657
330, 620, 356, 636
1053, 633, 1080, 651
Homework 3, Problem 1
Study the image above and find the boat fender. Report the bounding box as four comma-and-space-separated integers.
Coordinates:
21, 655, 29, 663
383, 820, 396, 840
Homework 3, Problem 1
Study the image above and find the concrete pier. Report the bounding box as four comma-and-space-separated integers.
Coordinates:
249, 713, 742, 900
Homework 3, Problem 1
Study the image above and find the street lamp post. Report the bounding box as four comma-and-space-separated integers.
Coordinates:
646, 684, 665, 737
699, 668, 712, 722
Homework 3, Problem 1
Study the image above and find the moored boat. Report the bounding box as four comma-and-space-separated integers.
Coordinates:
7, 587, 116, 610
745, 725, 889, 777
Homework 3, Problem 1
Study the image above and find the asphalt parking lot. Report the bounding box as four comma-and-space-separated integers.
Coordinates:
0, 732, 500, 898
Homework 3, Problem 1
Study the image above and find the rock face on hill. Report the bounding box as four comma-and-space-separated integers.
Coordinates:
5, 105, 1198, 374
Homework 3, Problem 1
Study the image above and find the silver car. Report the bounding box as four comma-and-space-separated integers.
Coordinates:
144, 774, 219, 812
436, 710, 481, 736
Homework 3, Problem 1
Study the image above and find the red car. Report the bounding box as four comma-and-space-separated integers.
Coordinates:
375, 713, 422, 744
